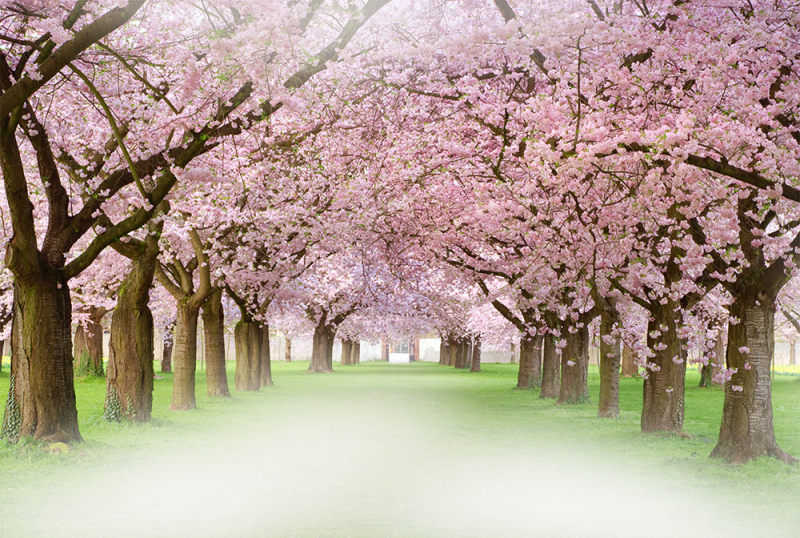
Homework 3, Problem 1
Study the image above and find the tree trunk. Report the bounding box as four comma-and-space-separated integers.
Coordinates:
558, 324, 589, 404
285, 337, 291, 362
516, 334, 540, 389
381, 340, 389, 361
700, 330, 725, 388
790, 341, 796, 366
105, 248, 157, 422
352, 341, 361, 364
598, 306, 621, 418
74, 307, 105, 377
341, 340, 353, 365
2, 276, 80, 443
161, 320, 174, 373
234, 320, 261, 391
621, 344, 638, 377
710, 297, 795, 463
0, 339, 3, 372
202, 289, 230, 397
540, 334, 559, 399
640, 306, 685, 433
439, 337, 450, 365
309, 322, 334, 373
455, 339, 470, 369
260, 323, 273, 386
510, 342, 517, 364
470, 336, 482, 372
171, 301, 200, 410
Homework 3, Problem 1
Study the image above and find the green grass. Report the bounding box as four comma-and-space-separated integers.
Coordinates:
0, 361, 798, 536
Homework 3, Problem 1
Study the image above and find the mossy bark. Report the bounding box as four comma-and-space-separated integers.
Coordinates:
105, 244, 157, 422
73, 307, 105, 377
3, 276, 80, 443
202, 289, 230, 397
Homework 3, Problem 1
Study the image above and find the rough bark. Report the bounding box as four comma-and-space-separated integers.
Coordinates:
285, 337, 292, 362
202, 289, 230, 397
710, 297, 795, 463
171, 301, 200, 410
341, 340, 353, 365
73, 307, 105, 377
105, 244, 157, 422
558, 324, 590, 405
309, 322, 335, 373
161, 320, 174, 373
596, 295, 621, 418
454, 338, 470, 369
234, 320, 261, 391
621, 345, 638, 378
597, 305, 621, 418
540, 333, 560, 399
259, 323, 273, 386
470, 336, 482, 372
641, 305, 686, 433
516, 334, 542, 389
2, 277, 81, 443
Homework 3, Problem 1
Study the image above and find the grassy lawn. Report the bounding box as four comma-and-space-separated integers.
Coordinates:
0, 361, 798, 536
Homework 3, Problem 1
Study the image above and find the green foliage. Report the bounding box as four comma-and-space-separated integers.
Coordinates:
103, 386, 123, 422
1, 374, 20, 443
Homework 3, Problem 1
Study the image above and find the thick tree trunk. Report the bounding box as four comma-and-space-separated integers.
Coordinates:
640, 306, 685, 433
454, 338, 470, 369
309, 322, 334, 373
202, 289, 230, 397
598, 307, 621, 418
470, 336, 482, 372
558, 324, 589, 404
74, 307, 105, 377
171, 301, 200, 410
710, 298, 795, 463
516, 334, 540, 389
105, 250, 157, 422
341, 340, 353, 365
2, 276, 80, 443
621, 344, 638, 377
260, 323, 273, 386
352, 341, 361, 364
161, 320, 174, 373
699, 363, 713, 387
540, 334, 560, 399
234, 320, 261, 391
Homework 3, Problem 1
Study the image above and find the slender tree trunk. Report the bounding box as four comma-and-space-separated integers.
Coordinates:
470, 336, 482, 372
621, 344, 638, 377
540, 333, 560, 399
105, 248, 157, 422
558, 324, 590, 404
285, 337, 291, 362
381, 340, 389, 361
700, 330, 725, 387
510, 342, 518, 364
790, 341, 796, 366
309, 322, 334, 373
352, 341, 361, 364
74, 307, 105, 377
234, 319, 261, 391
711, 297, 795, 463
2, 276, 80, 443
260, 323, 273, 386
439, 337, 450, 365
598, 306, 621, 418
640, 306, 685, 433
341, 340, 353, 365
161, 320, 174, 373
171, 301, 200, 410
202, 289, 229, 397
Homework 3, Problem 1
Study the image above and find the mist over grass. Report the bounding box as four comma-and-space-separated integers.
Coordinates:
0, 362, 798, 536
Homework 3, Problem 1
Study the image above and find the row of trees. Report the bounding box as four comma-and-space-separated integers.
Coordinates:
1, 0, 799, 466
